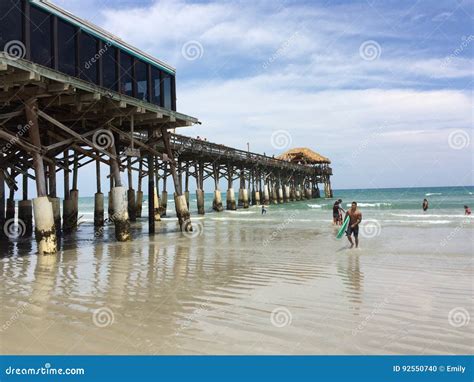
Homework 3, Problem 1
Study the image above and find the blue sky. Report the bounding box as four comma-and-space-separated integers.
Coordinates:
52, 0, 473, 193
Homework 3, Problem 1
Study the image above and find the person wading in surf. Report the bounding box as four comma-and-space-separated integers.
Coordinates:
332, 199, 345, 225
345, 201, 362, 249
422, 198, 429, 211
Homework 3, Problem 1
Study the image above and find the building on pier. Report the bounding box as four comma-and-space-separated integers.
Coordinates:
0, 0, 177, 110
277, 148, 333, 198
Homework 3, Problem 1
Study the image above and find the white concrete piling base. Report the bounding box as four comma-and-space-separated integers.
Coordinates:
153, 187, 161, 221
175, 194, 192, 232
112, 186, 131, 242
94, 192, 104, 227
278, 188, 284, 204
196, 189, 205, 215
33, 196, 57, 255
226, 188, 236, 210
213, 190, 224, 212
18, 200, 33, 235
136, 190, 143, 218
272, 189, 278, 205
160, 191, 168, 217
48, 197, 61, 232
254, 191, 261, 205
263, 186, 270, 205
241, 188, 249, 208
62, 199, 75, 232
284, 186, 290, 202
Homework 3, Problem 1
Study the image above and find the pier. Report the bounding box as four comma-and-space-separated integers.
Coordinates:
0, 0, 332, 255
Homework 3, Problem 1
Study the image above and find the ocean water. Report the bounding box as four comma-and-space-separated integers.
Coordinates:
0, 186, 472, 355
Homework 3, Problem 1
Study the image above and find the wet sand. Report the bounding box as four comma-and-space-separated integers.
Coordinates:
1, 206, 472, 355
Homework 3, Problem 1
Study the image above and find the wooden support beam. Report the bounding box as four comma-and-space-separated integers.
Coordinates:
24, 100, 47, 197
37, 109, 117, 160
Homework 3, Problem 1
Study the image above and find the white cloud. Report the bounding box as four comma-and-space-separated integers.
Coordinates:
49, 0, 473, 190
178, 75, 472, 188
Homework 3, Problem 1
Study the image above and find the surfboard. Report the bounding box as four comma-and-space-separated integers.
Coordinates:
336, 216, 350, 239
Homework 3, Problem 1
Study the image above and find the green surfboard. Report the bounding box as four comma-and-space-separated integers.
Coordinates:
336, 216, 350, 239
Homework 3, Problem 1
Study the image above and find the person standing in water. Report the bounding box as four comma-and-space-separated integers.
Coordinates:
465, 205, 471, 215
422, 198, 429, 211
332, 199, 345, 225
261, 204, 267, 215
345, 201, 362, 249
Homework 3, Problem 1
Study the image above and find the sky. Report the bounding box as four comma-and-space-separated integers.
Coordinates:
51, 0, 473, 193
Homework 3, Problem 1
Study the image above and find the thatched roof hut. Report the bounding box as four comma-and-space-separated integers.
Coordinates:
276, 147, 331, 165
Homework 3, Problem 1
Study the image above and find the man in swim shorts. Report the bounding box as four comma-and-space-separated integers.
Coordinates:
345, 201, 362, 248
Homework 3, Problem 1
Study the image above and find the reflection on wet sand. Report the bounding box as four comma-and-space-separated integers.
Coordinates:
1, 215, 472, 355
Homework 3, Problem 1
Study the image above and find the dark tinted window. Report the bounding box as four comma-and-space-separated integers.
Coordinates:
57, 19, 77, 76
79, 32, 98, 84
171, 76, 176, 111
30, 6, 52, 67
150, 66, 161, 106
120, 52, 134, 96
136, 60, 148, 101
162, 71, 172, 110
102, 44, 117, 90
0, 0, 23, 53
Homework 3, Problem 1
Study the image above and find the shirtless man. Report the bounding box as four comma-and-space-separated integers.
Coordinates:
345, 201, 362, 248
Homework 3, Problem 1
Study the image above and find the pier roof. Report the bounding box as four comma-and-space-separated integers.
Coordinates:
277, 148, 331, 165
